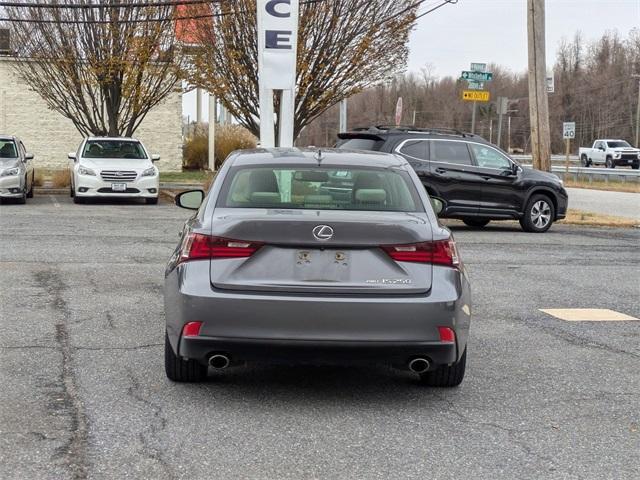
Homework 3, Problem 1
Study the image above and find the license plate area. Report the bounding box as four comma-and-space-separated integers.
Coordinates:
295, 249, 350, 282
111, 183, 127, 192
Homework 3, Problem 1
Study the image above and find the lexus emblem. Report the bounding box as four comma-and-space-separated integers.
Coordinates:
312, 225, 334, 241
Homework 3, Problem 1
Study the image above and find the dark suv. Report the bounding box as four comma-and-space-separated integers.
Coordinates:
337, 126, 568, 233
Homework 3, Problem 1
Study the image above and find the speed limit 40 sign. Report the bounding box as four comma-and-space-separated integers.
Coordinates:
563, 122, 576, 139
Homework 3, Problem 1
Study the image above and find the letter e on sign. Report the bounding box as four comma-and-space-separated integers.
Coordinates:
257, 0, 299, 90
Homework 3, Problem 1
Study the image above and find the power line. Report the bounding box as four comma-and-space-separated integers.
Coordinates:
414, 0, 457, 21
0, 0, 217, 7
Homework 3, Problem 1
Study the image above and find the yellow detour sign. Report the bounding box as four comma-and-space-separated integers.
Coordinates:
462, 90, 490, 102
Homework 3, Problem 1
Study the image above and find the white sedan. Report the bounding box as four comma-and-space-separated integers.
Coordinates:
69, 137, 160, 204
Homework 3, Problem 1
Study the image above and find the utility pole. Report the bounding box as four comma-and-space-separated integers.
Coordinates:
196, 88, 202, 124
208, 94, 216, 171
527, 0, 551, 171
496, 97, 507, 149
633, 75, 640, 148
339, 99, 348, 133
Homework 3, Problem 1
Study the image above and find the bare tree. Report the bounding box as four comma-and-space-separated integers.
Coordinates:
183, 0, 419, 141
3, 2, 182, 137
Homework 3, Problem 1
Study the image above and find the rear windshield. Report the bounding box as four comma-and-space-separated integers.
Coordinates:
218, 165, 424, 212
337, 138, 384, 151
0, 140, 18, 158
82, 140, 147, 159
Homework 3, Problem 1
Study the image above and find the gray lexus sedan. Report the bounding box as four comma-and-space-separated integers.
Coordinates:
164, 148, 471, 386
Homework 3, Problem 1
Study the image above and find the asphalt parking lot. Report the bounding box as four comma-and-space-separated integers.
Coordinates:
1, 195, 639, 480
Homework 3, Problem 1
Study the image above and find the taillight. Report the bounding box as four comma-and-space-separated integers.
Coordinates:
178, 234, 263, 263
438, 326, 456, 343
382, 240, 461, 268
182, 321, 203, 337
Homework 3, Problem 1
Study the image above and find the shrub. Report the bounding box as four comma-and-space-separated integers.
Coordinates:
182, 124, 257, 171
51, 169, 71, 188
33, 170, 45, 187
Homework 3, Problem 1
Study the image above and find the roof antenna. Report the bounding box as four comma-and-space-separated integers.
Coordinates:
314, 149, 323, 165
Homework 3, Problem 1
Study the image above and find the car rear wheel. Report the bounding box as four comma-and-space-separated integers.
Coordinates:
165, 332, 207, 382
419, 349, 466, 387
462, 218, 490, 228
520, 194, 555, 233
580, 154, 590, 167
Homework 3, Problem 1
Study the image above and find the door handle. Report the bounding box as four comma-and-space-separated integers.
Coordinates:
481, 176, 491, 180
434, 168, 447, 175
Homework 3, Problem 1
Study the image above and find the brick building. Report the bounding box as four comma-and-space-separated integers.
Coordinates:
0, 56, 183, 171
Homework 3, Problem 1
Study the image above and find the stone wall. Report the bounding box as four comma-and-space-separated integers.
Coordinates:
0, 57, 183, 171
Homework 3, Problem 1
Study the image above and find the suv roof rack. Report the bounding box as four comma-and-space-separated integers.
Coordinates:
351, 125, 475, 138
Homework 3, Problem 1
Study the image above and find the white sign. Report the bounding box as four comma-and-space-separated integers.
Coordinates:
257, 0, 299, 147
546, 75, 555, 94
470, 62, 486, 72
563, 122, 576, 139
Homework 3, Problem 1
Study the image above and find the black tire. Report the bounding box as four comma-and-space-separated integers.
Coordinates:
605, 156, 615, 169
519, 194, 555, 233
462, 218, 490, 228
73, 195, 84, 204
165, 332, 207, 382
580, 155, 590, 167
632, 163, 639, 170
145, 197, 159, 205
419, 349, 466, 387
70, 184, 74, 198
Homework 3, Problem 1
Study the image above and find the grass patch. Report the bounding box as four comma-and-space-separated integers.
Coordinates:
160, 170, 214, 184
560, 209, 638, 228
563, 179, 640, 193
51, 169, 71, 188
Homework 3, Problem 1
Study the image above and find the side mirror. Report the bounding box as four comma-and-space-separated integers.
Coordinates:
151, 154, 161, 162
68, 152, 76, 160
25, 153, 34, 161
175, 189, 205, 210
430, 197, 444, 215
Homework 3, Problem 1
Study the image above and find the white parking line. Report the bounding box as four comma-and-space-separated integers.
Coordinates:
49, 195, 60, 208
540, 309, 639, 321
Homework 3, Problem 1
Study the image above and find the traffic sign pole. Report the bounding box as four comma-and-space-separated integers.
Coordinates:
565, 138, 571, 174
471, 101, 476, 134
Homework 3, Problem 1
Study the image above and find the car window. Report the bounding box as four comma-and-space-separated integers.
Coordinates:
398, 140, 428, 160
594, 141, 603, 149
607, 141, 631, 148
337, 138, 384, 151
470, 144, 512, 170
0, 139, 18, 158
431, 141, 472, 165
218, 165, 424, 212
82, 140, 147, 159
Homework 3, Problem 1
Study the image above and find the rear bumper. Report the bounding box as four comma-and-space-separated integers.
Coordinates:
164, 261, 472, 367
179, 336, 457, 369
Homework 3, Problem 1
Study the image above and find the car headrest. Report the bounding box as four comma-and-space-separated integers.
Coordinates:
250, 192, 281, 204
355, 189, 387, 204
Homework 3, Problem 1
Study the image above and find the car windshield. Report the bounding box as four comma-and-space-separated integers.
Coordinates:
218, 165, 424, 212
607, 141, 631, 148
0, 139, 18, 158
82, 140, 147, 159
337, 138, 384, 151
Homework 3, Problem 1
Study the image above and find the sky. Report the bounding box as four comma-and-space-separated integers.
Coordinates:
184, 0, 640, 120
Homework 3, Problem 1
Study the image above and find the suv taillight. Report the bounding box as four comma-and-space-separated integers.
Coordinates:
382, 240, 461, 268
178, 234, 263, 263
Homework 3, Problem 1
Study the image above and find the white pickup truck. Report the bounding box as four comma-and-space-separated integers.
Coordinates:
579, 139, 640, 169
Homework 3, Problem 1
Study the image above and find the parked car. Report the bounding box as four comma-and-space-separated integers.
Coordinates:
68, 137, 160, 204
164, 148, 471, 387
337, 126, 568, 233
578, 139, 640, 169
0, 135, 35, 204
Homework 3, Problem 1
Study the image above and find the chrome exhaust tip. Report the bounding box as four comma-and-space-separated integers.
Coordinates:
208, 354, 230, 369
408, 357, 430, 374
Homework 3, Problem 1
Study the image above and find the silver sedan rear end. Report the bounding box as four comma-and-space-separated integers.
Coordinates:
164, 148, 471, 386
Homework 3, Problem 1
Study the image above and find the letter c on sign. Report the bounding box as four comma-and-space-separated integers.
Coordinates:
266, 0, 291, 18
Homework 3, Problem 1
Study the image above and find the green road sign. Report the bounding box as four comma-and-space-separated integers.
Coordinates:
470, 63, 486, 72
461, 71, 493, 82
466, 80, 484, 90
